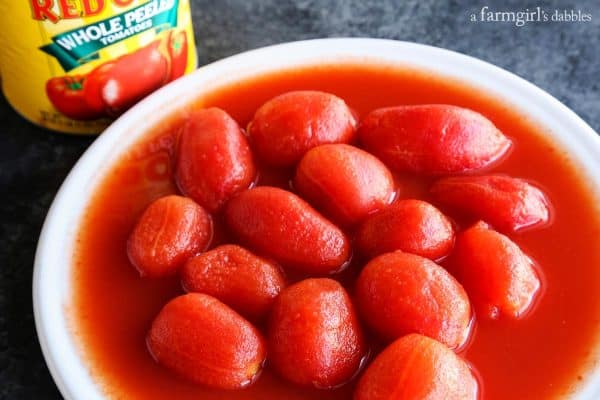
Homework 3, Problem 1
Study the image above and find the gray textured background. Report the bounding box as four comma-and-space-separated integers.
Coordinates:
0, 0, 598, 398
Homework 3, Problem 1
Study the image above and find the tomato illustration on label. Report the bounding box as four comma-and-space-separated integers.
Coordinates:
45, 75, 104, 120
168, 31, 188, 82
46, 31, 189, 121
83, 62, 117, 116
99, 40, 169, 116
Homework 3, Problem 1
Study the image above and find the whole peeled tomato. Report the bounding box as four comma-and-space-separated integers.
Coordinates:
452, 221, 541, 319
175, 107, 256, 212
268, 278, 365, 388
126, 195, 212, 278
358, 104, 512, 174
356, 251, 472, 348
354, 334, 478, 400
147, 293, 266, 389
294, 144, 395, 226
224, 186, 351, 274
248, 90, 357, 167
181, 244, 286, 321
430, 174, 550, 232
356, 199, 455, 260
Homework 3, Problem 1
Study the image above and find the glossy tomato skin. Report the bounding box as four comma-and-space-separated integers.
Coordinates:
99, 40, 169, 115
225, 187, 351, 274
356, 199, 454, 260
356, 251, 471, 348
268, 278, 365, 388
147, 293, 266, 389
181, 244, 286, 321
168, 30, 188, 81
354, 334, 478, 400
430, 174, 550, 232
358, 104, 511, 174
452, 221, 541, 319
46, 75, 103, 120
248, 91, 357, 167
294, 144, 395, 226
83, 61, 116, 114
127, 195, 212, 278
175, 108, 256, 212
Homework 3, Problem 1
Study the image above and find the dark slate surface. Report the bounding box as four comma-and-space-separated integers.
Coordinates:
0, 0, 598, 398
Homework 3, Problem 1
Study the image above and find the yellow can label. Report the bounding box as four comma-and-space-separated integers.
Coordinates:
0, 0, 197, 134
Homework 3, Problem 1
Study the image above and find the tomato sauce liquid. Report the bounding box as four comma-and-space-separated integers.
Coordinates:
72, 64, 600, 399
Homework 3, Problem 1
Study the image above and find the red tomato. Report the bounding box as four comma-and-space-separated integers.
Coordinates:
354, 334, 478, 400
430, 174, 551, 232
46, 75, 103, 120
356, 199, 455, 260
181, 245, 286, 321
86, 40, 169, 116
268, 278, 365, 388
83, 61, 116, 115
225, 187, 351, 274
358, 105, 512, 174
451, 221, 542, 319
168, 30, 188, 81
294, 144, 395, 226
147, 293, 266, 389
175, 108, 256, 212
356, 251, 472, 348
248, 91, 357, 166
127, 195, 212, 278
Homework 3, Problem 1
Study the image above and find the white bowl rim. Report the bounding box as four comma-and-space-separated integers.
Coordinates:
33, 38, 600, 400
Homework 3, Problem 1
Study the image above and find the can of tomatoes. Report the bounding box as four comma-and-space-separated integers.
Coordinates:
0, 0, 197, 134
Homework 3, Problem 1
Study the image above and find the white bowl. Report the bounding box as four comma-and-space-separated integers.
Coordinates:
33, 38, 600, 400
